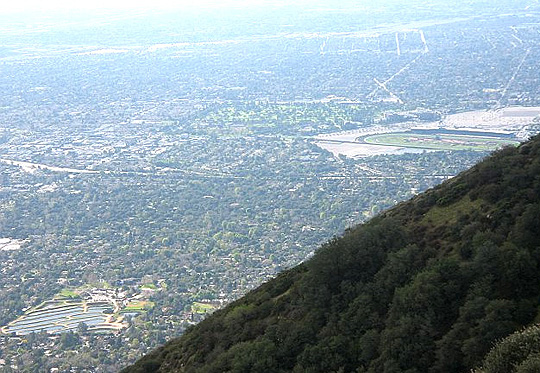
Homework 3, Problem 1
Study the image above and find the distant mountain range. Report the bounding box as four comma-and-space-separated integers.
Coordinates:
123, 135, 540, 372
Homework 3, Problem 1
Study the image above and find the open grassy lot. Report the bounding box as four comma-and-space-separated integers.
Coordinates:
191, 302, 218, 314
122, 300, 154, 313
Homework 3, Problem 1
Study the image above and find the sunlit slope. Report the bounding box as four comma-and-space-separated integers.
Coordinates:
474, 323, 540, 373
123, 135, 540, 373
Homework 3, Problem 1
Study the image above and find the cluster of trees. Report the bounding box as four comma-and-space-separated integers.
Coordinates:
475, 323, 540, 373
201, 102, 378, 136
126, 136, 540, 372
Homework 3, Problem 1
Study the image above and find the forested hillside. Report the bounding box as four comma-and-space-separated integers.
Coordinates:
123, 135, 540, 372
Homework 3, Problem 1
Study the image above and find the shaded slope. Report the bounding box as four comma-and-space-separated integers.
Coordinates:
123, 135, 540, 373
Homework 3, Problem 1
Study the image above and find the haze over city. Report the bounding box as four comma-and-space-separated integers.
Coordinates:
1, 0, 540, 371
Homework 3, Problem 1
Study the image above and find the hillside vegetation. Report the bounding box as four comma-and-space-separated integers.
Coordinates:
123, 135, 540, 372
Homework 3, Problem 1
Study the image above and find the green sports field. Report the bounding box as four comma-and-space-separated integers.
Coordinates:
363, 133, 519, 151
